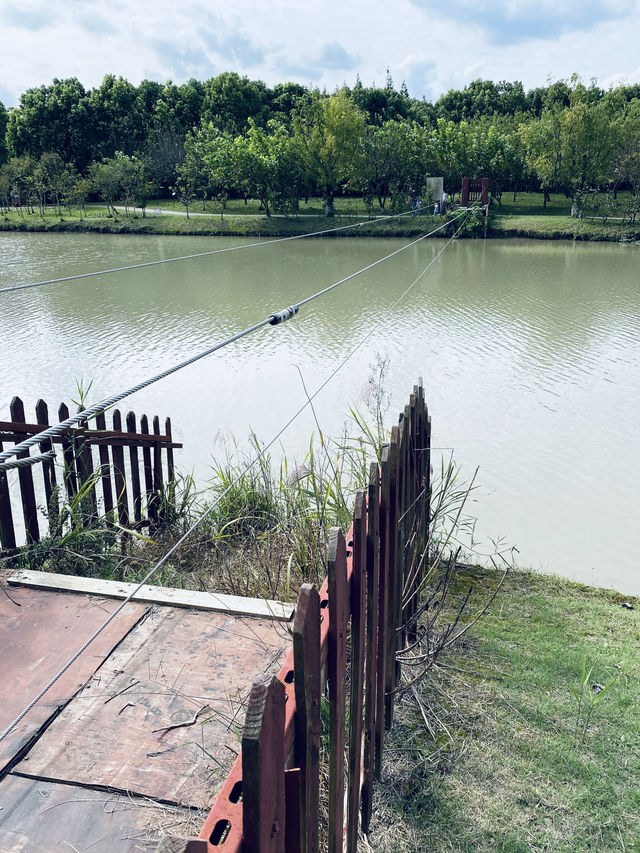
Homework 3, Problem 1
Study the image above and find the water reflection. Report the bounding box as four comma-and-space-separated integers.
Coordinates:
1, 233, 638, 593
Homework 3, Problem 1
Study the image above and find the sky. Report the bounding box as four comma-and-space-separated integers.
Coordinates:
1, 0, 640, 107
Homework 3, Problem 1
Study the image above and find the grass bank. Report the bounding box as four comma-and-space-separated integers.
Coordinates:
489, 191, 640, 242
0, 200, 441, 239
3, 192, 639, 242
371, 565, 640, 852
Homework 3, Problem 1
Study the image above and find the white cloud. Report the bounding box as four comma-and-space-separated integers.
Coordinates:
0, 0, 639, 106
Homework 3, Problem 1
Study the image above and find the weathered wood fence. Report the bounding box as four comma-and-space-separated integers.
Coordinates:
195, 382, 430, 853
0, 396, 182, 552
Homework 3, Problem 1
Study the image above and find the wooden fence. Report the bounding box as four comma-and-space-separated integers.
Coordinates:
193, 382, 430, 853
0, 396, 182, 552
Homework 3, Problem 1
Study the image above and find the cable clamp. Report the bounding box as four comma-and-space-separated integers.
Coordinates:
269, 305, 299, 325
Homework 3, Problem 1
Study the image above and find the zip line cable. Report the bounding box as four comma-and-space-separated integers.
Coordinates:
0, 209, 468, 469
0, 206, 430, 296
0, 208, 471, 746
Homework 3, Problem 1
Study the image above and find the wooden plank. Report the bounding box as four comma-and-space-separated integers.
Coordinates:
140, 414, 156, 525
166, 416, 176, 483
111, 409, 129, 526
0, 586, 146, 775
0, 775, 189, 852
361, 462, 379, 834
375, 446, 389, 777
384, 433, 399, 731
58, 402, 77, 500
35, 399, 57, 512
347, 491, 367, 853
95, 410, 114, 518
390, 426, 403, 711
16, 607, 288, 807
10, 397, 40, 544
8, 569, 294, 621
285, 768, 302, 853
0, 420, 182, 447
328, 527, 348, 853
126, 411, 143, 523
293, 584, 321, 853
153, 414, 164, 523
75, 406, 97, 519
0, 438, 17, 550
242, 676, 286, 853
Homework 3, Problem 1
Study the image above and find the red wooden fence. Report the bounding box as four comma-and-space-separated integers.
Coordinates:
190, 381, 430, 853
0, 396, 182, 552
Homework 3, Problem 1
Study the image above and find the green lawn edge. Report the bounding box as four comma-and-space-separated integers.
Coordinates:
370, 566, 640, 852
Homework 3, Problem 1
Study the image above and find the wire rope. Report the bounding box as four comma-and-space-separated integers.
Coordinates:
0, 208, 470, 746
0, 210, 468, 466
0, 206, 430, 295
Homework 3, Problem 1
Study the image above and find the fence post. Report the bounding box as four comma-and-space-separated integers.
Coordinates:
0, 438, 17, 549
94, 411, 114, 520
328, 527, 348, 853
126, 411, 143, 523
75, 406, 97, 519
35, 399, 57, 512
383, 430, 399, 731
140, 414, 156, 525
111, 409, 129, 527
347, 491, 367, 853
242, 675, 286, 853
10, 397, 40, 543
375, 446, 390, 775
361, 462, 379, 832
152, 415, 164, 522
293, 584, 321, 853
58, 402, 78, 501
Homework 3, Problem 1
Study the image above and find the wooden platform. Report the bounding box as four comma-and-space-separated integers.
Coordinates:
0, 570, 291, 851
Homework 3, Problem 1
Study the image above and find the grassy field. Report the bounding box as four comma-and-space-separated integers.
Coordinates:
489, 191, 640, 241
2, 193, 639, 242
369, 566, 640, 852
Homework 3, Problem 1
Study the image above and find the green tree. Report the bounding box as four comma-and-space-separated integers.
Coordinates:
232, 120, 305, 216
7, 78, 92, 170
202, 72, 269, 134
295, 91, 366, 215
521, 99, 615, 211
0, 101, 8, 166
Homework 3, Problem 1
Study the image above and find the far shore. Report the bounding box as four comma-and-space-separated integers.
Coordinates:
2, 193, 639, 243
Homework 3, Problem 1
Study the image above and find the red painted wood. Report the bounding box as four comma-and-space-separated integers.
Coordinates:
328, 528, 348, 853
293, 584, 321, 853
242, 676, 286, 853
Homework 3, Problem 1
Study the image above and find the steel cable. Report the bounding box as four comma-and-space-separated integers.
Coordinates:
0, 209, 468, 466
0, 207, 470, 746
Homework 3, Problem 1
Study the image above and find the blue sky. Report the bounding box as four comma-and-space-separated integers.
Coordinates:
0, 0, 639, 107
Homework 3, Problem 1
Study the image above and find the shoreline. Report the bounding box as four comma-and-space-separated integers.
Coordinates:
2, 209, 639, 243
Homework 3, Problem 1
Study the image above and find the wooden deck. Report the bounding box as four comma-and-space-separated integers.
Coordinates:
0, 570, 291, 851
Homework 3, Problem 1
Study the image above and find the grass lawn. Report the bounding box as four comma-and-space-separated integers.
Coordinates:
369, 566, 640, 852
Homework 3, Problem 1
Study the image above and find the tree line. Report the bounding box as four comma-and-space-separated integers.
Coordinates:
1, 72, 639, 218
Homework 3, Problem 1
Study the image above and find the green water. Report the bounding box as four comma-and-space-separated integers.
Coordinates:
1, 232, 638, 594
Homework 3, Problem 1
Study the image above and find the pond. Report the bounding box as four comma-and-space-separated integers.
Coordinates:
1, 231, 638, 594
